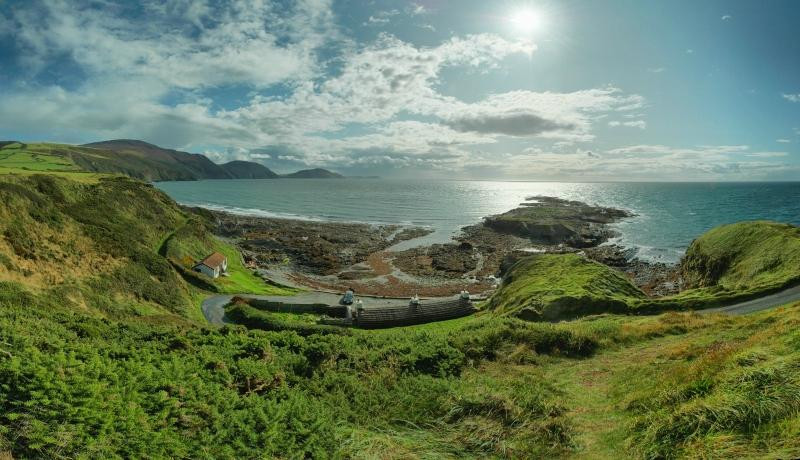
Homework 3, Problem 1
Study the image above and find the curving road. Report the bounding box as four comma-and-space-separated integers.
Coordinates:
700, 284, 800, 315
200, 292, 475, 326
201, 285, 800, 326
201, 292, 346, 326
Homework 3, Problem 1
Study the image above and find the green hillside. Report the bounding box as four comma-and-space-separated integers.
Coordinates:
0, 174, 285, 320
0, 140, 279, 182
682, 220, 800, 293
489, 221, 800, 321
637, 221, 800, 311
0, 142, 105, 183
220, 160, 279, 179
3, 276, 799, 458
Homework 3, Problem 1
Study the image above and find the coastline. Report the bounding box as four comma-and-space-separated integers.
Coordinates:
191, 196, 683, 298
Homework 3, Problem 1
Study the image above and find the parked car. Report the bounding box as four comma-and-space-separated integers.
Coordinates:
340, 289, 354, 305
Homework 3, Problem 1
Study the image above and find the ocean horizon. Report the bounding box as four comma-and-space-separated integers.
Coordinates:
156, 179, 800, 264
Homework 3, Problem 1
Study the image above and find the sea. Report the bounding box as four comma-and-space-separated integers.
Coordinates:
155, 179, 800, 264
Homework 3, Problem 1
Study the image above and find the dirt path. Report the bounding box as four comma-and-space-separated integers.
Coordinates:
543, 333, 691, 458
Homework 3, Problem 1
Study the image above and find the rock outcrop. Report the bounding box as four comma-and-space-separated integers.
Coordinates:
483, 196, 633, 248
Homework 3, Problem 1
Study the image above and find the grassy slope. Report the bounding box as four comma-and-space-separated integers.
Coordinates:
0, 174, 286, 321
1, 141, 211, 182
162, 216, 295, 296
2, 169, 799, 457
682, 220, 800, 292
551, 303, 800, 459
0, 282, 601, 458
7, 278, 795, 458
488, 253, 647, 320
631, 221, 800, 312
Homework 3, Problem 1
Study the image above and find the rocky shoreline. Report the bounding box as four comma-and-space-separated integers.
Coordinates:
200, 196, 683, 298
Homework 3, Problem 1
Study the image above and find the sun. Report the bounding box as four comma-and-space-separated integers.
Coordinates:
509, 7, 546, 34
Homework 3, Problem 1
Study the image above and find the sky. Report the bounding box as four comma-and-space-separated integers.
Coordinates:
0, 0, 799, 180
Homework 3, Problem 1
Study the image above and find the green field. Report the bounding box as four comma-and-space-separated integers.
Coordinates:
0, 143, 107, 182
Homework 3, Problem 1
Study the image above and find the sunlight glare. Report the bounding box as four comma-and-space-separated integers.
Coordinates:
509, 7, 546, 34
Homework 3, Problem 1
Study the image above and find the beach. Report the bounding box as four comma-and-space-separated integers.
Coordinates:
198, 196, 683, 298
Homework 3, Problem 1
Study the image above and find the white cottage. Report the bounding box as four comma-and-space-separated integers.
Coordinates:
194, 252, 228, 278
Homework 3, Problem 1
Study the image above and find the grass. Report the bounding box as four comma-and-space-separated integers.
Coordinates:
3, 163, 800, 457
162, 215, 295, 296
215, 241, 295, 295
489, 221, 800, 321
0, 145, 77, 171
0, 280, 600, 458
487, 253, 646, 321
0, 174, 210, 320
0, 143, 106, 183
682, 220, 800, 291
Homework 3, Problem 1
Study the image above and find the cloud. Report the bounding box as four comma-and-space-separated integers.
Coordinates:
409, 3, 428, 15
783, 93, 800, 103
0, 0, 672, 178
365, 9, 399, 25
446, 112, 575, 136
686, 49, 694, 54
607, 144, 750, 156
6, 0, 339, 89
484, 144, 794, 181
647, 67, 666, 73
440, 87, 644, 142
608, 120, 646, 129
721, 15, 732, 20
746, 151, 788, 158
776, 139, 791, 144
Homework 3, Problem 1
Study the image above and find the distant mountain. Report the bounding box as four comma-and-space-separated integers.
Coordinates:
6, 138, 339, 182
80, 139, 230, 181
81, 140, 280, 181
220, 160, 279, 179
283, 168, 344, 179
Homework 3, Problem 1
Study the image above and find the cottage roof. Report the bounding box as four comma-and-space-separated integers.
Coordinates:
197, 252, 226, 269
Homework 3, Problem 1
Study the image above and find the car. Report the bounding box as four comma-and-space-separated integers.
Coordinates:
340, 289, 354, 305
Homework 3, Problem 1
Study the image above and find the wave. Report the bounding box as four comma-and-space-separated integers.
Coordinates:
182, 202, 432, 229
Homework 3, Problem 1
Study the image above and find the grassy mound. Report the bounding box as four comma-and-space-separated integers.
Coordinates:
682, 220, 800, 293
487, 253, 646, 321
490, 222, 800, 320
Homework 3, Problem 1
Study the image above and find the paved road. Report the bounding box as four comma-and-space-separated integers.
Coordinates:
200, 292, 472, 326
700, 284, 800, 315
201, 285, 800, 326
202, 292, 345, 326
